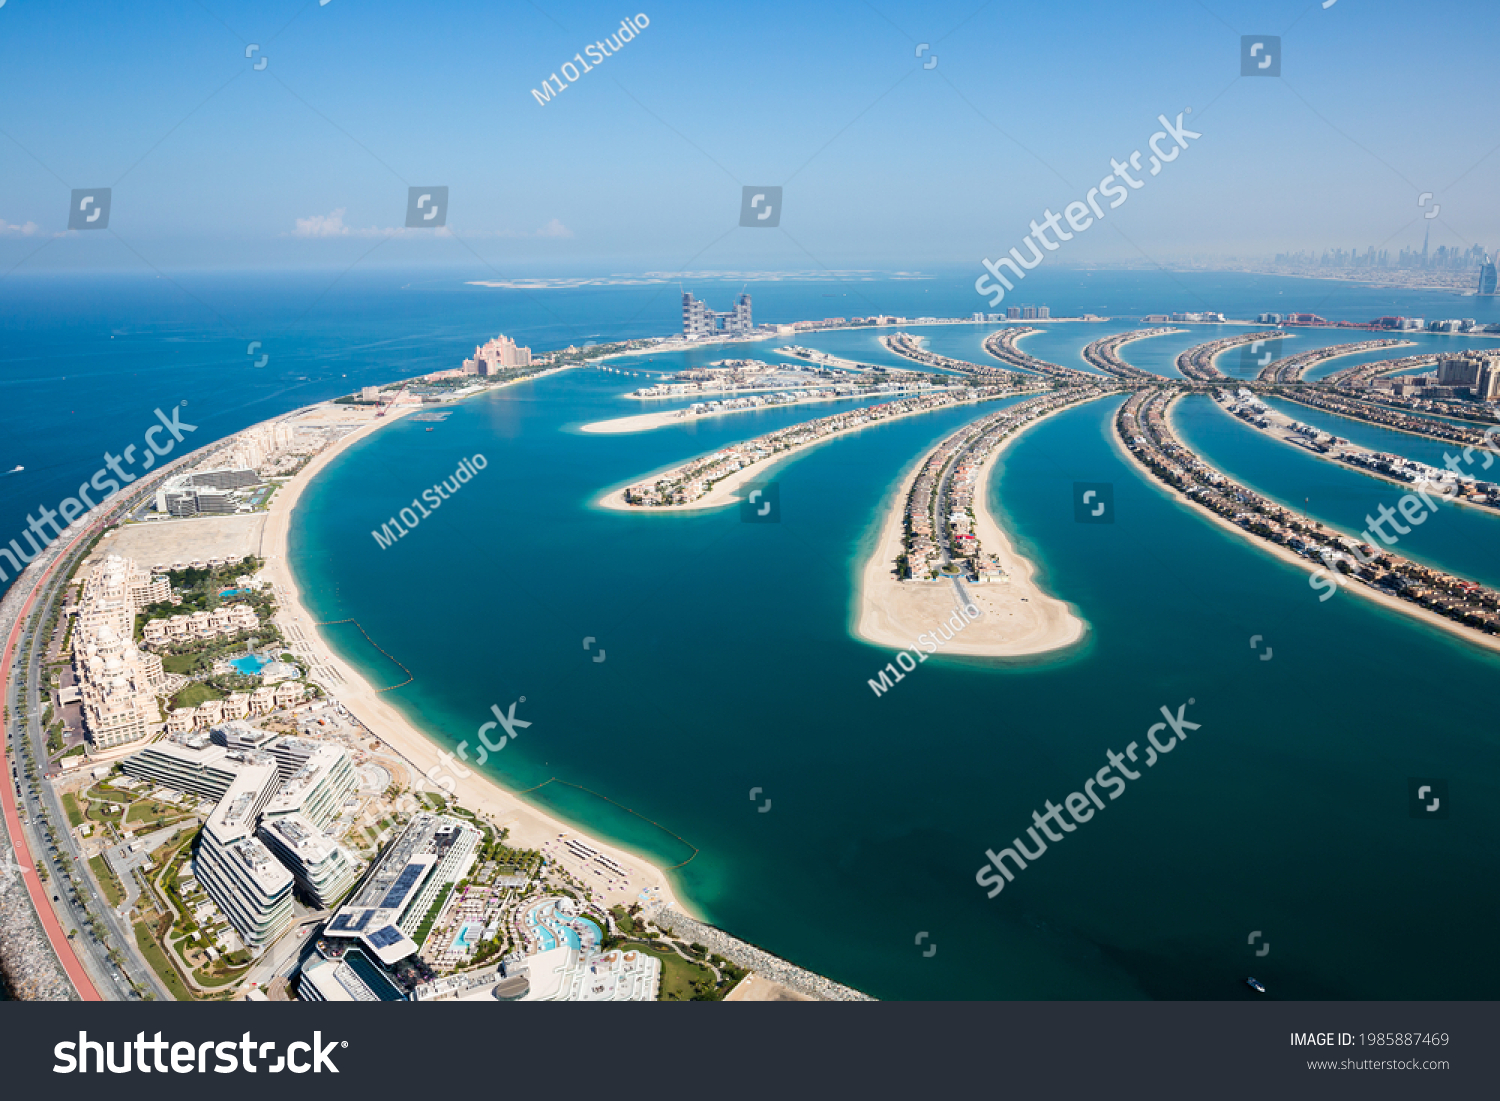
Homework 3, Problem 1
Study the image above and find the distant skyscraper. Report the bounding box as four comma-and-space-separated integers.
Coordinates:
1478, 254, 1498, 296
681, 291, 753, 338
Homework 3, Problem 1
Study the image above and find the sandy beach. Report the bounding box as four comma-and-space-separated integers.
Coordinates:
854, 401, 1090, 658
257, 401, 695, 916
596, 395, 1008, 513
577, 389, 897, 435
1112, 397, 1500, 658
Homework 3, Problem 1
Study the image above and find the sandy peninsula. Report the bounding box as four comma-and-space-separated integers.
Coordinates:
257, 401, 694, 915
855, 402, 1089, 658
577, 389, 890, 435
595, 396, 1008, 513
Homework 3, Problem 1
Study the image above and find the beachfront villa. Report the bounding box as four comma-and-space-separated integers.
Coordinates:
165, 681, 307, 733
142, 602, 258, 647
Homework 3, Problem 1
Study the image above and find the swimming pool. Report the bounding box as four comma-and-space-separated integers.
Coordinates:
342, 948, 406, 1002
229, 654, 268, 675
527, 900, 603, 952
450, 922, 478, 950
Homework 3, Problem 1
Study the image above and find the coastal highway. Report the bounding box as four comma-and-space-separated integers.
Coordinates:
0, 450, 217, 1000
2, 521, 104, 1000
9, 544, 166, 1001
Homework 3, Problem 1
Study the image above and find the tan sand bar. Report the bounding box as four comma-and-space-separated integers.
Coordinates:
855, 394, 1099, 658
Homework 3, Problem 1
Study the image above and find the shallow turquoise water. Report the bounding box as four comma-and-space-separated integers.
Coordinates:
294, 369, 1500, 1000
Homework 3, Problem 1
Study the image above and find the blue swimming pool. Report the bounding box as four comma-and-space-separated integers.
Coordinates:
342, 948, 406, 1002
229, 654, 268, 675
527, 901, 602, 952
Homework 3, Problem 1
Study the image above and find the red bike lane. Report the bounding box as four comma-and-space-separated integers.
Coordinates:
2, 521, 106, 1001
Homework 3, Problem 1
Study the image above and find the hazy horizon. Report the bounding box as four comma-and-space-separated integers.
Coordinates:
3, 0, 1497, 280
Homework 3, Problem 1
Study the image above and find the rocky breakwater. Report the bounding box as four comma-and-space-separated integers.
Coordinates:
0, 854, 75, 999
648, 907, 874, 1001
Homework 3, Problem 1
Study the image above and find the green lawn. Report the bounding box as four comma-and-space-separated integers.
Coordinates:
88, 855, 127, 908
134, 923, 189, 1000
621, 941, 719, 1001
127, 803, 189, 826
169, 682, 224, 709
62, 792, 85, 828
161, 653, 200, 675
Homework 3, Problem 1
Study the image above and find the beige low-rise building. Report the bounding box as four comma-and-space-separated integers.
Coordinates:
143, 602, 258, 648
165, 681, 306, 733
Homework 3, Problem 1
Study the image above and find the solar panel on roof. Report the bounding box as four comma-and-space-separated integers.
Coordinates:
379, 863, 426, 910
329, 913, 355, 932
367, 925, 404, 949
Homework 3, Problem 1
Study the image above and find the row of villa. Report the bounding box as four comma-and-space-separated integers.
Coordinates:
622, 385, 1013, 508
1080, 328, 1180, 381
1274, 388, 1498, 447
982, 327, 1101, 383
901, 388, 1112, 581
881, 331, 1029, 387
165, 681, 309, 733
142, 603, 258, 647
1117, 388, 1500, 638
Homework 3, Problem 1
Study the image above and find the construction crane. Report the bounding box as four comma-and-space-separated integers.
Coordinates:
375, 383, 408, 417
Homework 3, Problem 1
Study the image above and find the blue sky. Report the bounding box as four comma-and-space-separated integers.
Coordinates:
1, 0, 1496, 272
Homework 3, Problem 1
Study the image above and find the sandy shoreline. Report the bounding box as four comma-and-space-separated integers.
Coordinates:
258, 400, 696, 917
595, 396, 1008, 513
1114, 396, 1500, 658
578, 389, 899, 435
854, 400, 1092, 657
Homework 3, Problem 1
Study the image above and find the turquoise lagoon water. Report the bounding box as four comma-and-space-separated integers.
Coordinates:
293, 363, 1500, 1001
229, 654, 270, 675
8, 268, 1498, 1001
1174, 396, 1500, 590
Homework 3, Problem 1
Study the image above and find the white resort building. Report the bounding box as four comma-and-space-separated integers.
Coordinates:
122, 725, 364, 949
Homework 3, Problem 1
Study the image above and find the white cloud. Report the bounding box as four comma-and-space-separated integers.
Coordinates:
533, 218, 574, 239
289, 208, 399, 238
0, 218, 42, 236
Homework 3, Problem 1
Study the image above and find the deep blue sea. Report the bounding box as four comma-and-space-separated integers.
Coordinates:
5, 266, 1499, 1000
